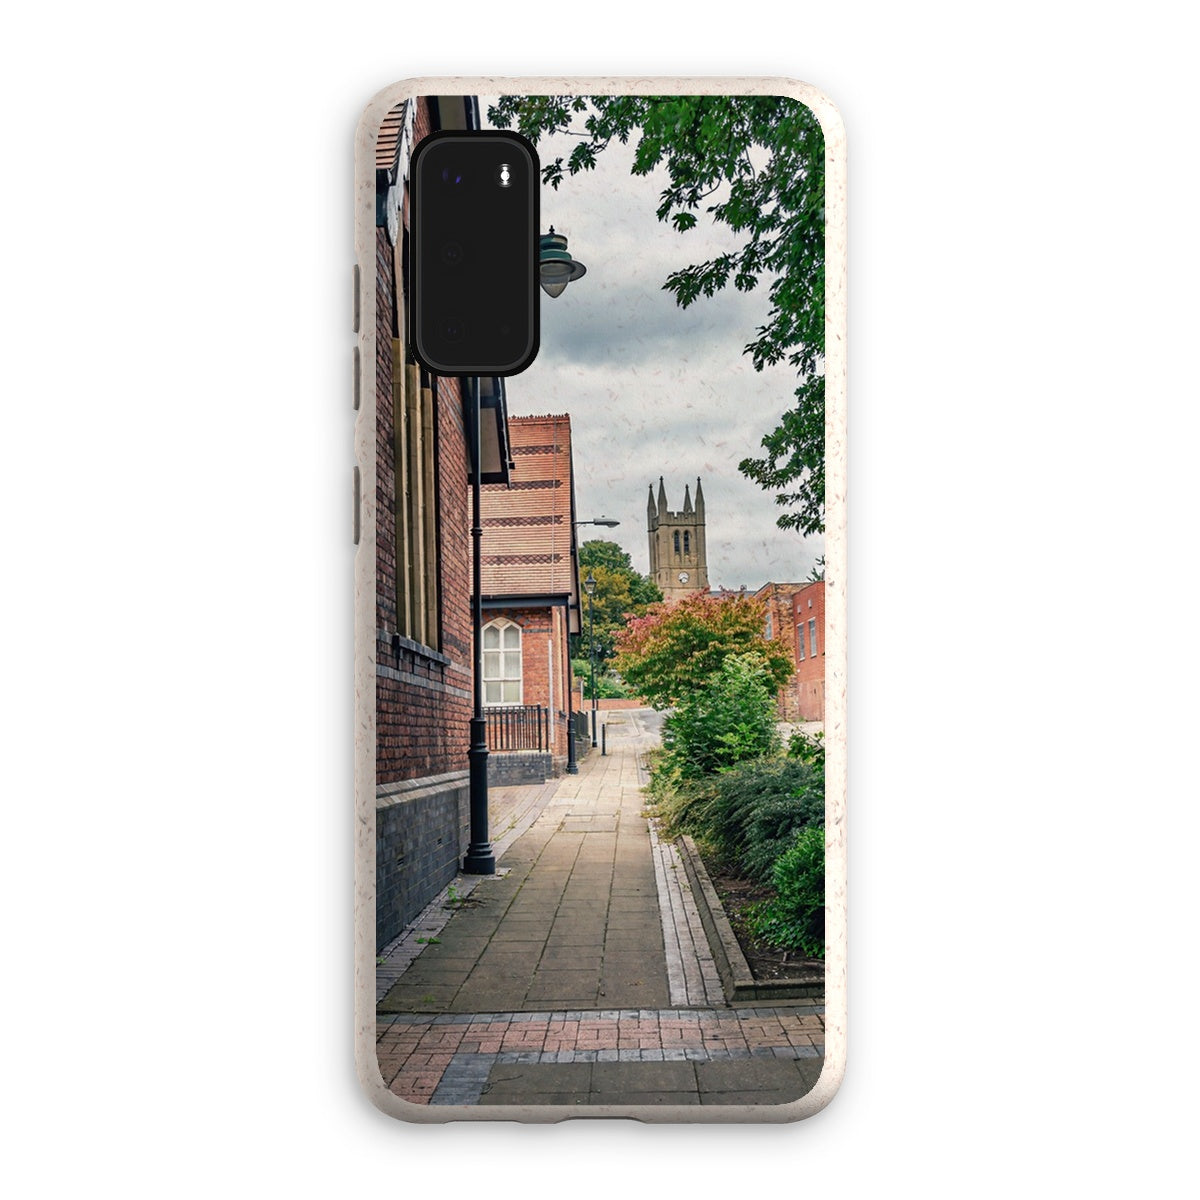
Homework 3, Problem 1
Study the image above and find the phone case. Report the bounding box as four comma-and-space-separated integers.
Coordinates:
354, 76, 846, 1122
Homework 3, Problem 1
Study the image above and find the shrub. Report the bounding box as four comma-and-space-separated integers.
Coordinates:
572, 659, 633, 699
646, 769, 717, 841
748, 826, 826, 958
660, 654, 781, 779
698, 756, 824, 881
787, 728, 825, 766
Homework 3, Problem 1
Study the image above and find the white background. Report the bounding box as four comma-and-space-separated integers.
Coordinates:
4, 3, 1197, 1195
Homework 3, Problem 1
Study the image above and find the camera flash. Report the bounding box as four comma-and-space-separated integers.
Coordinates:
496, 163, 512, 188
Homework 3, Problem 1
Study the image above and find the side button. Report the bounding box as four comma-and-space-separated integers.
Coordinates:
352, 465, 361, 545
352, 264, 360, 332
352, 347, 360, 410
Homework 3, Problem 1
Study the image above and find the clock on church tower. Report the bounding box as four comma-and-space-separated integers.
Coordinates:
646, 476, 709, 601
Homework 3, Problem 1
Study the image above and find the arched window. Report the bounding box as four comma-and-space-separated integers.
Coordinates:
482, 618, 522, 705
684, 531, 691, 556
673, 531, 680, 555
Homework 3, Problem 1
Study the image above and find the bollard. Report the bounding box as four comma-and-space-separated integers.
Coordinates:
601, 722, 607, 756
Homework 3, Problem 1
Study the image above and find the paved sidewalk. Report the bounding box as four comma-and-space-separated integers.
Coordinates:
376, 710, 826, 1109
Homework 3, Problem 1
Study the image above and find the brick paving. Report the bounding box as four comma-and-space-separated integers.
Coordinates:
377, 1005, 826, 1106
375, 710, 826, 1108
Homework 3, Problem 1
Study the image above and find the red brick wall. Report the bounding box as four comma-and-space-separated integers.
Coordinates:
756, 583, 803, 722
483, 604, 572, 759
376, 96, 473, 787
792, 581, 826, 722
376, 366, 473, 783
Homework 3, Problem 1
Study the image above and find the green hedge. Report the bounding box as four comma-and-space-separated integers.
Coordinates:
748, 826, 825, 957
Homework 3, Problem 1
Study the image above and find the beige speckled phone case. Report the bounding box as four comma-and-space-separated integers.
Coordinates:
354, 76, 846, 1122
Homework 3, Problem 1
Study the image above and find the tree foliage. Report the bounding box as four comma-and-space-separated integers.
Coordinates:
611, 590, 794, 709
488, 94, 827, 534
662, 654, 781, 779
576, 539, 661, 673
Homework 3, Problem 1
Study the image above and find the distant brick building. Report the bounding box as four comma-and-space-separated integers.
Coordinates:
754, 582, 806, 721
478, 414, 583, 782
791, 580, 826, 722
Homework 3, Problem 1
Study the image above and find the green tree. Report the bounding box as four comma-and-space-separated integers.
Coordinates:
612, 590, 794, 709
578, 539, 634, 573
662, 654, 781, 779
576, 540, 661, 676
489, 94, 826, 534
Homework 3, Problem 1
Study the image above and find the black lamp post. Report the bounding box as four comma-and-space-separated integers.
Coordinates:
536, 234, 588, 773
584, 571, 598, 747
463, 377, 495, 875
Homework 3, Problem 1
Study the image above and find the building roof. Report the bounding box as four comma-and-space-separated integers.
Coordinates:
478, 414, 580, 609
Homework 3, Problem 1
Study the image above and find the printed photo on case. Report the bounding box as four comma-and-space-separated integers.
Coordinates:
363, 85, 841, 1117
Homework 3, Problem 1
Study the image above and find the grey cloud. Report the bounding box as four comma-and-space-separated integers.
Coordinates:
483, 97, 821, 589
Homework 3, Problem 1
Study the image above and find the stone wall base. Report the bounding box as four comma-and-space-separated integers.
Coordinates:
376, 771, 470, 950
487, 752, 551, 786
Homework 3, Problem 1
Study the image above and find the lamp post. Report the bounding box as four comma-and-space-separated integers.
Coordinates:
537, 232, 587, 773
584, 571, 598, 747
463, 377, 495, 874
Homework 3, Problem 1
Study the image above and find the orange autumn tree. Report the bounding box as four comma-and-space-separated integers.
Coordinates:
612, 591, 794, 710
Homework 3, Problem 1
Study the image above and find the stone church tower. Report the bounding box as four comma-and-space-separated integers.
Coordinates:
647, 477, 709, 601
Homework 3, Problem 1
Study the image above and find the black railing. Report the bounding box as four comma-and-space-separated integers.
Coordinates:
485, 704, 551, 752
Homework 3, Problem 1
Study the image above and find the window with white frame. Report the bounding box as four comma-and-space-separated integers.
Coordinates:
809, 618, 818, 658
796, 624, 805, 660
482, 619, 522, 705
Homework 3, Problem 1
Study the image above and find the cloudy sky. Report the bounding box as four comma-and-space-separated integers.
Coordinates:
481, 97, 824, 591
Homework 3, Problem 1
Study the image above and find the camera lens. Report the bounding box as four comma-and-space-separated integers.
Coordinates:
440, 166, 463, 185
440, 240, 464, 267
442, 317, 466, 343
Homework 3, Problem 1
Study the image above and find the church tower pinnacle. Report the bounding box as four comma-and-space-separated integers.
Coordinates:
646, 477, 709, 601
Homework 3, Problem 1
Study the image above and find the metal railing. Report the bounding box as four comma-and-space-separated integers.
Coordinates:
485, 704, 551, 752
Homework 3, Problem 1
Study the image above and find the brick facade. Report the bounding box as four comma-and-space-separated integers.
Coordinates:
374, 95, 478, 948
478, 415, 582, 777
374, 219, 472, 790
791, 581, 826, 722
481, 602, 575, 766
755, 582, 805, 722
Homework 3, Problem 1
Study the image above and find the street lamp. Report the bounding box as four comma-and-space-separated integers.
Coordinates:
584, 571, 598, 747
539, 227, 587, 299
462, 376, 504, 875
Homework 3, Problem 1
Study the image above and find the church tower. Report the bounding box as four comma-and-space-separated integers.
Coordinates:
647, 477, 709, 601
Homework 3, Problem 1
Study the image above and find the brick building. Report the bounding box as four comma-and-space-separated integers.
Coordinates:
371, 93, 514, 947
791, 580, 826, 722
478, 414, 583, 783
754, 581, 806, 721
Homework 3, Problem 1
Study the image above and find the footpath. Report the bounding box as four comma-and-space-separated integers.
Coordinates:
375, 709, 826, 1110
